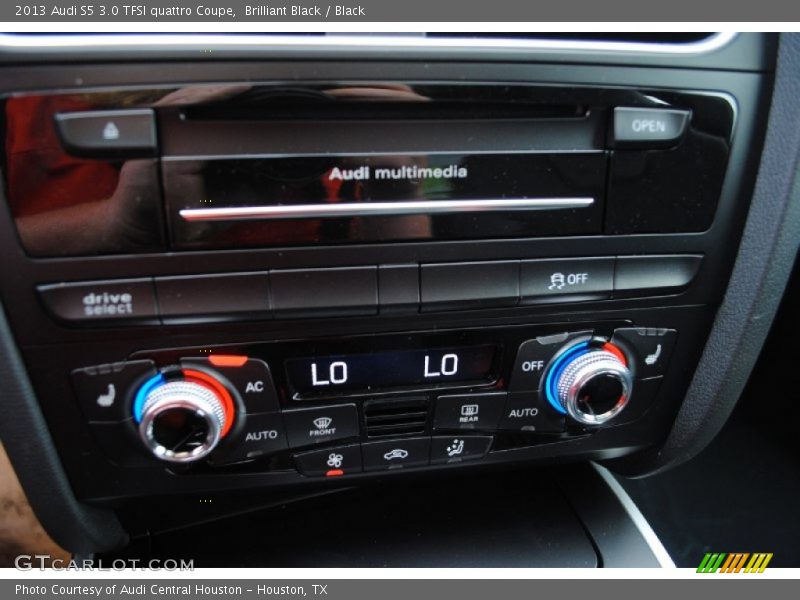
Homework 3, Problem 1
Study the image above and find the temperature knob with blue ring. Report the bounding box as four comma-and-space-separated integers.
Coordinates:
542, 341, 632, 426
133, 368, 236, 463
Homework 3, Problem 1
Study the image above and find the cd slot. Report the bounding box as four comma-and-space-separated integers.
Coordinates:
182, 100, 586, 121
160, 112, 604, 157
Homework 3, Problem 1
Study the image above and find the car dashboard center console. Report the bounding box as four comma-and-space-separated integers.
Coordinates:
0, 33, 793, 558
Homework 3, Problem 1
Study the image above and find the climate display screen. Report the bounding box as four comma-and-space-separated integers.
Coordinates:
286, 345, 497, 396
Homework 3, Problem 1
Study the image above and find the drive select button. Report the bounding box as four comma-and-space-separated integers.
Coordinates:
38, 278, 157, 323
283, 404, 360, 448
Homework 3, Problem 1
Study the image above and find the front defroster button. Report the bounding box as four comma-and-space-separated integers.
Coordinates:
283, 404, 360, 449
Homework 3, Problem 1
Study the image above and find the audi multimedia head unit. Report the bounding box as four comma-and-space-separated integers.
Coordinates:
0, 60, 765, 506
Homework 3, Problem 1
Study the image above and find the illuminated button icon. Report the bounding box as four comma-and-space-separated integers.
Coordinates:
95, 383, 116, 407
102, 121, 120, 140
446, 439, 465, 457
383, 448, 409, 461
461, 404, 479, 417
314, 417, 333, 430
326, 453, 344, 468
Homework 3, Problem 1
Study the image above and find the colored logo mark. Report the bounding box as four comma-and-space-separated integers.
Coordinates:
697, 552, 773, 573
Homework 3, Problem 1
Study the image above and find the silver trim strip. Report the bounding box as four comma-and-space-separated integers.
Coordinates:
179, 197, 594, 221
592, 463, 676, 568
0, 33, 737, 56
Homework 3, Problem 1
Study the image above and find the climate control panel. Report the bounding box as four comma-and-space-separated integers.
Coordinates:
70, 323, 677, 482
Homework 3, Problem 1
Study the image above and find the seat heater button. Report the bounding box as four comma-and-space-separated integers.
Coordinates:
610, 327, 678, 379
72, 359, 157, 422
430, 436, 493, 465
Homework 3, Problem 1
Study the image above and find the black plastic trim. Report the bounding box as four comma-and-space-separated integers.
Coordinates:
609, 33, 800, 476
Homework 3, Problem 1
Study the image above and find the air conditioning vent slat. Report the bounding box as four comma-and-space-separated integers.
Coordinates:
364, 397, 429, 439
366, 412, 429, 424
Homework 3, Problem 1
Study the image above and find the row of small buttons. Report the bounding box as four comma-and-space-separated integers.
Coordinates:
293, 436, 494, 477
38, 255, 701, 324
435, 392, 565, 434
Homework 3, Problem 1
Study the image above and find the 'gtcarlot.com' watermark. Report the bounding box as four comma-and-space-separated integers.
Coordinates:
15, 555, 194, 571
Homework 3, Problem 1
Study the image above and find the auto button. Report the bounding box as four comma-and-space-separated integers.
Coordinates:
207, 412, 288, 465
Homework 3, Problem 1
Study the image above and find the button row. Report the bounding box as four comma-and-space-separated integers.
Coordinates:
293, 435, 494, 477
435, 391, 565, 434
39, 255, 702, 325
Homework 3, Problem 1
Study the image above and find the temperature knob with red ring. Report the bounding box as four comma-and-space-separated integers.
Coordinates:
542, 340, 633, 426
133, 368, 236, 463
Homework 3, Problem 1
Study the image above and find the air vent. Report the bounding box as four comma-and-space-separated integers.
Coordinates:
364, 397, 429, 438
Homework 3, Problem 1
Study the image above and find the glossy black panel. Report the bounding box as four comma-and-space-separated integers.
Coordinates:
164, 153, 606, 249
605, 93, 734, 233
1, 83, 734, 257
2, 95, 166, 257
